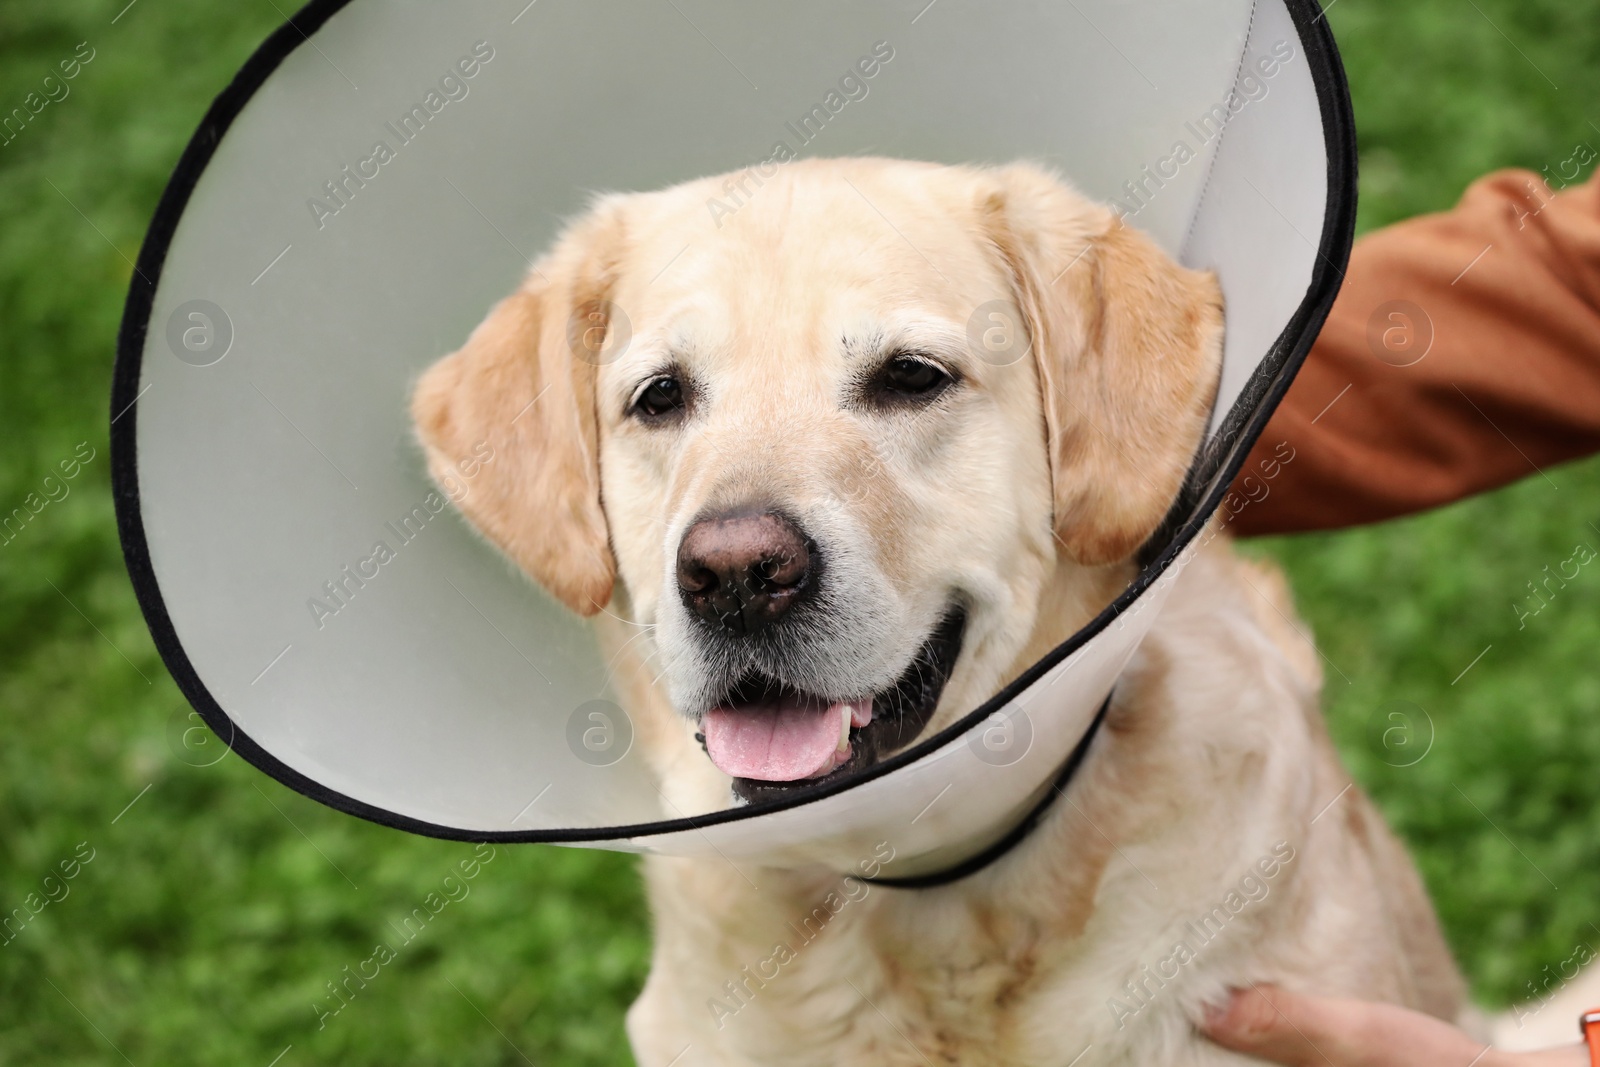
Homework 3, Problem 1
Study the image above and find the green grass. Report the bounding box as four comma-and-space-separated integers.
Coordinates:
2, 1, 1598, 1063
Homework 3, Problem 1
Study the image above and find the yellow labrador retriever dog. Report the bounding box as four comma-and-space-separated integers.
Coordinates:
412, 158, 1467, 1065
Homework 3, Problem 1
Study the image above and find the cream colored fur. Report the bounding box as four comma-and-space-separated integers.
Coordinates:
627, 537, 1466, 1065
411, 158, 1466, 1065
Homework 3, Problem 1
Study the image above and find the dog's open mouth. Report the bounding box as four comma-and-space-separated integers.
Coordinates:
698, 611, 966, 803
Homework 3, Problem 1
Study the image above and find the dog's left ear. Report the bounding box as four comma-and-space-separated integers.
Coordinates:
982, 163, 1224, 566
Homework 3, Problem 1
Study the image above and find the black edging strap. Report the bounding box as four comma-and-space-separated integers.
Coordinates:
864, 692, 1114, 890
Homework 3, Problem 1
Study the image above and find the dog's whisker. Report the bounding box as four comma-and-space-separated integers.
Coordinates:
648, 642, 700, 691
632, 642, 670, 678
596, 604, 655, 629
603, 624, 657, 673
649, 661, 677, 690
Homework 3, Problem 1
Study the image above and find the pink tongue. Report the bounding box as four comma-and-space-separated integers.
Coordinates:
703, 696, 845, 781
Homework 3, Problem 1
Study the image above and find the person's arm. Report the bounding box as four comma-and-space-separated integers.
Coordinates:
1201, 984, 1588, 1067
1229, 165, 1600, 536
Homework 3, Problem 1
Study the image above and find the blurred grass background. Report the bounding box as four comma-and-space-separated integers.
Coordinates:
1, 1, 1598, 1063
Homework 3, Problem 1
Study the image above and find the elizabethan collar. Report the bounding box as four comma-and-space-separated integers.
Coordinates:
114, 0, 1353, 880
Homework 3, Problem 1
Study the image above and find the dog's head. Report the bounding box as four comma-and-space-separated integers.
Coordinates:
413, 159, 1221, 802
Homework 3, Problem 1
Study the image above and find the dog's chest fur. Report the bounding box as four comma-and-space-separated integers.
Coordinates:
625, 540, 1465, 1066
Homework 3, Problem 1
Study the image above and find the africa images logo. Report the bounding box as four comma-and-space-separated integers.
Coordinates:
704, 40, 896, 228
305, 41, 495, 231
1111, 39, 1296, 220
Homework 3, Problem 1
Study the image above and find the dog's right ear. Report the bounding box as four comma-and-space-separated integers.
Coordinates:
410, 205, 628, 616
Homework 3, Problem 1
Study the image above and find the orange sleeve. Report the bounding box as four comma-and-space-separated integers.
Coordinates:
1228, 164, 1600, 536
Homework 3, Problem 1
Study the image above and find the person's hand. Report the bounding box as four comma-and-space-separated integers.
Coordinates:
1200, 984, 1588, 1067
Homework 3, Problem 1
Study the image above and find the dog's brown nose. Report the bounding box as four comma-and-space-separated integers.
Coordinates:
676, 512, 811, 634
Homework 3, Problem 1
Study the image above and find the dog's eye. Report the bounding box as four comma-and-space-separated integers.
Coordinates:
631, 375, 687, 420
875, 356, 954, 399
